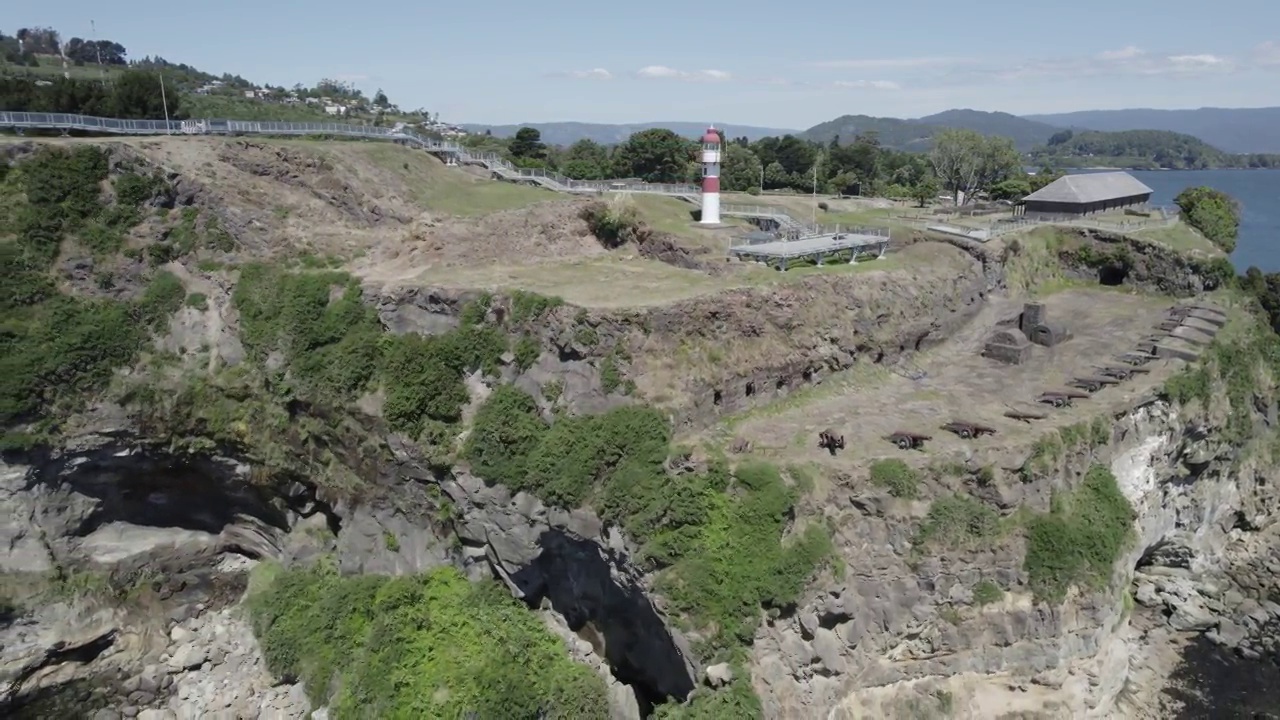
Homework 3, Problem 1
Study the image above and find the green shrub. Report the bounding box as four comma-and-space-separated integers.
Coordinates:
513, 334, 541, 370
915, 494, 1000, 549
1024, 464, 1135, 602
869, 459, 919, 498
973, 580, 1004, 606
463, 390, 830, 660
1175, 186, 1240, 253
509, 290, 564, 323
580, 197, 646, 249
232, 264, 383, 403
248, 563, 607, 718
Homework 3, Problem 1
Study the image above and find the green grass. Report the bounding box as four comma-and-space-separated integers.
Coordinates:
248, 562, 608, 718
0, 55, 125, 81
914, 494, 1001, 550
1132, 220, 1221, 256
181, 94, 353, 123
355, 143, 552, 216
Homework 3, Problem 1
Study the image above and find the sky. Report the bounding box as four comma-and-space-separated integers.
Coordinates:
15, 0, 1280, 130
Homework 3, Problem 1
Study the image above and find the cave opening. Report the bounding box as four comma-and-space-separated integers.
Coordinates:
1098, 263, 1130, 286
745, 381, 755, 397
712, 389, 722, 406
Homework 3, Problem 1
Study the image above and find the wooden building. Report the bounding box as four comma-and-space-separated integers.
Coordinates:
1018, 171, 1154, 218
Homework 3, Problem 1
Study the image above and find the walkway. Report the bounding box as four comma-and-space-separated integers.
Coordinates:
0, 111, 840, 239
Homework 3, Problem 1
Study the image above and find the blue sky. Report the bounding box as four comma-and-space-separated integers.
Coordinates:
17, 0, 1280, 129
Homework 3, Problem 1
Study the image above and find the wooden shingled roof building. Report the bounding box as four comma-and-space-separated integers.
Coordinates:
1019, 171, 1154, 218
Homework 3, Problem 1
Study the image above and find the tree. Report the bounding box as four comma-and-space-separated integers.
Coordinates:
910, 174, 940, 207
611, 129, 694, 183
720, 144, 762, 192
929, 129, 1021, 203
508, 127, 547, 162
372, 89, 390, 108
762, 161, 790, 190
107, 69, 180, 119
1175, 186, 1240, 253
558, 139, 609, 180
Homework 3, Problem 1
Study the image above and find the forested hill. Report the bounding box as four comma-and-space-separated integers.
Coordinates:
798, 110, 1060, 152
1025, 106, 1280, 154
1028, 129, 1280, 170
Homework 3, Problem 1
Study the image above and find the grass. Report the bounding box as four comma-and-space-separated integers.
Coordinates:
1132, 220, 1222, 257
355, 143, 552, 216
0, 55, 125, 81
181, 94, 355, 123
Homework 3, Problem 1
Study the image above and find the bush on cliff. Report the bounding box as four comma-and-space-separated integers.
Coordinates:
1023, 464, 1135, 601
463, 387, 832, 657
1175, 186, 1240, 254
1, 148, 185, 434
248, 562, 608, 718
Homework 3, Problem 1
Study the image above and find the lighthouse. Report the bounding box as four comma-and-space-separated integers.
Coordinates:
698, 127, 722, 225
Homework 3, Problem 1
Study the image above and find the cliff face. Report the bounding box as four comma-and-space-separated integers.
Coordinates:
2, 138, 1273, 720
750, 399, 1280, 719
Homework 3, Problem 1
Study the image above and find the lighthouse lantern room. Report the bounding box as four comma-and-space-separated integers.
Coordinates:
698, 127, 721, 225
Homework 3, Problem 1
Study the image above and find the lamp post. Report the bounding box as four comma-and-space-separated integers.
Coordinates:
159, 71, 170, 133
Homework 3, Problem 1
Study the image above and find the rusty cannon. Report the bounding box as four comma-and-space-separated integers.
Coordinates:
818, 428, 845, 455
886, 430, 932, 451
942, 420, 997, 439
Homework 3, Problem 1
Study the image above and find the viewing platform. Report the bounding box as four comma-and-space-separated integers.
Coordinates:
729, 228, 891, 270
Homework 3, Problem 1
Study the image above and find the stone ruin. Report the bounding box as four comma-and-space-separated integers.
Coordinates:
1019, 302, 1072, 347
982, 302, 1072, 365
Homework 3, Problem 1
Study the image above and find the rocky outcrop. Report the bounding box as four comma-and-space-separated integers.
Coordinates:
0, 420, 697, 718
749, 399, 1280, 719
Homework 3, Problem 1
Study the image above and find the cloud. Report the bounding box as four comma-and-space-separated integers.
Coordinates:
566, 68, 612, 80
1250, 41, 1280, 66
809, 56, 966, 70
832, 79, 901, 90
635, 65, 731, 81
1096, 46, 1143, 61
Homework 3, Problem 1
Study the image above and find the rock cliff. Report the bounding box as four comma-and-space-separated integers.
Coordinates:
2, 138, 1275, 720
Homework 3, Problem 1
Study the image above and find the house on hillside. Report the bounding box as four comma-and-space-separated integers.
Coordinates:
1017, 171, 1154, 218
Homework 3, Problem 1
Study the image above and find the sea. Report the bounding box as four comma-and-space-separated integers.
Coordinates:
1069, 169, 1280, 272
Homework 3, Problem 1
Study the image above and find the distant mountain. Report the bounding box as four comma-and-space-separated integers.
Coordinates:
1023, 107, 1280, 154
459, 121, 797, 147
1028, 129, 1280, 170
798, 114, 937, 151
800, 109, 1061, 151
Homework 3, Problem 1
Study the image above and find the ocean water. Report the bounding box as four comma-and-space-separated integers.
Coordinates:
1072, 169, 1280, 272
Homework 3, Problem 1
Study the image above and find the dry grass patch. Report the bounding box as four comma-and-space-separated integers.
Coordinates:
408, 256, 736, 308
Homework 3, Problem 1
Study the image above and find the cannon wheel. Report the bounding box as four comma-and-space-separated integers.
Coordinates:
957, 427, 973, 439
895, 436, 911, 450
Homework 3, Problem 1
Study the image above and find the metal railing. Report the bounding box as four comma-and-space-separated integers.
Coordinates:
0, 111, 467, 151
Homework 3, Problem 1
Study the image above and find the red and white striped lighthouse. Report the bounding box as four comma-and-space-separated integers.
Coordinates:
698, 126, 722, 225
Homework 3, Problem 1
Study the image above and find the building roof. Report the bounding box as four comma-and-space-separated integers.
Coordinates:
1022, 172, 1154, 205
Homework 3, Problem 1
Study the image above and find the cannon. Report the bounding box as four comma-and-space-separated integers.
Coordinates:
1036, 391, 1087, 408
886, 430, 931, 451
942, 420, 997, 439
818, 428, 845, 455
1068, 376, 1121, 393
1004, 408, 1049, 423
1117, 352, 1154, 366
